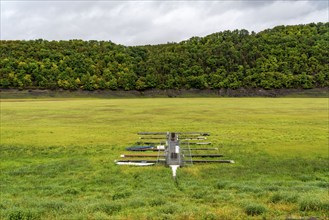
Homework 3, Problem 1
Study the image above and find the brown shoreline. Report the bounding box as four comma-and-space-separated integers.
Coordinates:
1, 88, 328, 98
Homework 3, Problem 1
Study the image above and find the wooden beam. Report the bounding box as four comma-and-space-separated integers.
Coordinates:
184, 154, 224, 158
188, 160, 234, 163
116, 159, 164, 163
137, 132, 167, 135
121, 154, 163, 158
182, 148, 218, 150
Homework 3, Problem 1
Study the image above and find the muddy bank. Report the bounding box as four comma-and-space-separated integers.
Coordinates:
1, 88, 328, 98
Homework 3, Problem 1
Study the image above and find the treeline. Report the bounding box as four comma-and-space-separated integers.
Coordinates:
0, 22, 328, 91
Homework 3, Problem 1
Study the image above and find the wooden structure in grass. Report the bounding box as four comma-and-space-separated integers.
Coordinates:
115, 132, 234, 179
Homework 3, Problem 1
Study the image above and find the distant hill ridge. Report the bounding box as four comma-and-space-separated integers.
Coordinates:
0, 22, 328, 91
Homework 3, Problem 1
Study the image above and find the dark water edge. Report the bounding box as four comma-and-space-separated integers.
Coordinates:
1, 88, 328, 98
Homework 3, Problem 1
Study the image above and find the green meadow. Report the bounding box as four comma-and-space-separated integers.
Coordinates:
0, 98, 328, 219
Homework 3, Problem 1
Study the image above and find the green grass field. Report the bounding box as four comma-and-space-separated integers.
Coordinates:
0, 98, 328, 219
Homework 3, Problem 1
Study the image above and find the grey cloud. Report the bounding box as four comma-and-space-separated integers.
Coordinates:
1, 0, 328, 45
311, 0, 328, 9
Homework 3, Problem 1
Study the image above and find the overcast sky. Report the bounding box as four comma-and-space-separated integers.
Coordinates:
1, 0, 328, 45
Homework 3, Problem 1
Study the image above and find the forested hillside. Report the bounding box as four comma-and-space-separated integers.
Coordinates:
1, 22, 328, 91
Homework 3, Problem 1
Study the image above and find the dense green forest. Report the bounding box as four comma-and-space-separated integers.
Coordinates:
0, 22, 328, 91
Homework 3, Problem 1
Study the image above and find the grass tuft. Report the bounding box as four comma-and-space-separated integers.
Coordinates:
298, 175, 314, 182
299, 197, 329, 211
215, 181, 228, 190
265, 185, 280, 192
191, 191, 207, 199
149, 198, 166, 207
128, 199, 146, 209
41, 200, 66, 211
112, 191, 131, 200
316, 181, 329, 189
269, 192, 299, 203
159, 203, 179, 215
7, 208, 41, 220
244, 203, 267, 216
63, 187, 80, 195
200, 212, 218, 220
91, 202, 122, 215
